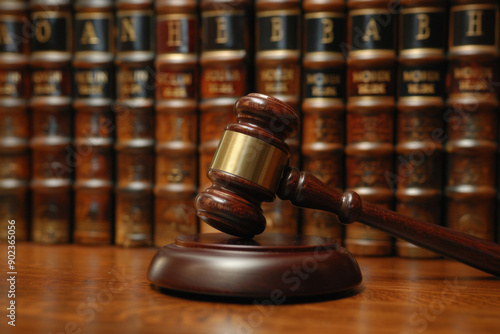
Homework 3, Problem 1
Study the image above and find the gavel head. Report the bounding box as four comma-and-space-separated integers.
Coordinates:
195, 93, 300, 238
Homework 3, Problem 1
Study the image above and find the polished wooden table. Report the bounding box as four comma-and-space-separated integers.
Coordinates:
1, 241, 499, 334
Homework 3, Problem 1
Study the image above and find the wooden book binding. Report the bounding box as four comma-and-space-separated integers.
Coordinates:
198, 0, 253, 233
154, 0, 199, 246
446, 0, 499, 241
301, 0, 345, 242
345, 0, 397, 255
256, 0, 301, 235
0, 1, 30, 241
29, 0, 73, 243
395, 0, 447, 258
114, 0, 155, 247
73, 0, 115, 245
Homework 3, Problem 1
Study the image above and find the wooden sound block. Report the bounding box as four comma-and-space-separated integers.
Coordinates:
147, 233, 362, 298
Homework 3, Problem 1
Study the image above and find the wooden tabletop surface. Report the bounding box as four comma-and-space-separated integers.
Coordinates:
1, 241, 499, 334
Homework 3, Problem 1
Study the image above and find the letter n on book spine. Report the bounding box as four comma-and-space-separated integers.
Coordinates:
446, 0, 499, 241
154, 0, 199, 246
0, 1, 30, 241
115, 0, 155, 247
29, 0, 73, 243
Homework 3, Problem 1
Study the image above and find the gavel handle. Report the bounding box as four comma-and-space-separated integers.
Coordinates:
278, 167, 500, 277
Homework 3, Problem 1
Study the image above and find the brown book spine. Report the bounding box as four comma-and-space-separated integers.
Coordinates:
0, 1, 30, 241
115, 0, 155, 246
301, 0, 345, 241
154, 0, 199, 246
446, 0, 499, 241
394, 0, 447, 257
255, 0, 301, 234
345, 0, 397, 255
198, 0, 252, 233
72, 0, 115, 244
29, 0, 73, 243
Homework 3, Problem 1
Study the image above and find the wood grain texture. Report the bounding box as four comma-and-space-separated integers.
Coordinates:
196, 94, 500, 276
147, 233, 362, 297
278, 166, 500, 277
1, 242, 499, 334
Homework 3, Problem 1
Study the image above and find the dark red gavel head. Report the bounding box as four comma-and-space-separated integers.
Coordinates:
195, 93, 300, 238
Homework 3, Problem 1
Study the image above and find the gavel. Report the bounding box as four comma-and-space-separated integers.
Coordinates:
196, 93, 500, 277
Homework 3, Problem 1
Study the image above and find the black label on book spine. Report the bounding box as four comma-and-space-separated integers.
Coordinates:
202, 12, 246, 51
0, 18, 26, 54
117, 11, 153, 53
31, 13, 70, 53
401, 10, 446, 51
451, 5, 498, 48
399, 64, 445, 98
305, 14, 345, 54
74, 67, 113, 99
75, 15, 113, 53
258, 11, 300, 51
304, 68, 344, 99
350, 12, 394, 51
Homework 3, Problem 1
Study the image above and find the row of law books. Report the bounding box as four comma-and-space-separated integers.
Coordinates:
0, 0, 498, 257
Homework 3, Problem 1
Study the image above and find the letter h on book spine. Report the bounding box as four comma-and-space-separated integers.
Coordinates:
154, 0, 199, 246
445, 0, 499, 241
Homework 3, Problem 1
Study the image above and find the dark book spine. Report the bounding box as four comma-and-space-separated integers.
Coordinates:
301, 0, 345, 241
198, 0, 252, 233
395, 0, 447, 257
115, 0, 155, 246
29, 0, 73, 243
0, 1, 30, 241
255, 0, 301, 234
345, 0, 397, 255
154, 0, 198, 246
73, 0, 115, 244
446, 0, 498, 241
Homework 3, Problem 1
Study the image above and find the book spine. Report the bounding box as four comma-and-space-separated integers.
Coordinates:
255, 0, 301, 234
72, 0, 115, 245
395, 0, 447, 257
115, 0, 155, 247
29, 0, 73, 243
446, 0, 499, 241
0, 1, 30, 241
154, 0, 199, 246
301, 0, 345, 241
345, 0, 397, 255
198, 0, 252, 233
